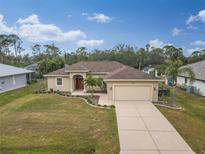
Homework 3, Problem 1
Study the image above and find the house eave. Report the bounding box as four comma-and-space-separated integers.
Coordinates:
44, 75, 70, 77
177, 75, 205, 82
65, 70, 90, 73
88, 72, 109, 75
0, 71, 34, 78
104, 79, 164, 82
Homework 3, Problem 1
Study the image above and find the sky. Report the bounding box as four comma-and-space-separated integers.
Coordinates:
0, 0, 205, 56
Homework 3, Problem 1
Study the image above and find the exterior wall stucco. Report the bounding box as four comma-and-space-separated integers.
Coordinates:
47, 76, 71, 92
106, 81, 159, 102
0, 74, 27, 93
177, 76, 205, 96
46, 73, 160, 102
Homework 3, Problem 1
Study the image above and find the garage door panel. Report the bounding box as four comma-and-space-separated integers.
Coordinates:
114, 85, 152, 101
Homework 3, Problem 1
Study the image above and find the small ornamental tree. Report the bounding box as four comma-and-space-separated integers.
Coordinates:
84, 76, 97, 97
96, 77, 105, 90
84, 76, 105, 97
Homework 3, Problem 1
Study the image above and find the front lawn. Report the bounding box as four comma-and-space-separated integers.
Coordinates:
158, 88, 205, 154
0, 83, 119, 154
0, 80, 47, 107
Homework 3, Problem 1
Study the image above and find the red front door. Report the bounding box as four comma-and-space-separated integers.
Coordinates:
75, 78, 84, 90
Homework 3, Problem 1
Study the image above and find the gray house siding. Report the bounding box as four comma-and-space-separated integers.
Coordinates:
0, 74, 27, 93
177, 76, 205, 96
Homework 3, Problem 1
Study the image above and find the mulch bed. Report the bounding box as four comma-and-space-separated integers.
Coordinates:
33, 90, 115, 108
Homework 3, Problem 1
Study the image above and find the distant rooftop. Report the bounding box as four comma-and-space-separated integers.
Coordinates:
24, 63, 38, 71
179, 60, 205, 81
0, 63, 33, 77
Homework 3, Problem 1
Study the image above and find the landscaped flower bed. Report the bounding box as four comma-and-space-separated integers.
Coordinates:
33, 90, 115, 109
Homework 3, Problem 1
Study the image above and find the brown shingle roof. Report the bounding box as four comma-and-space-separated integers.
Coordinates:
68, 61, 124, 73
45, 68, 68, 76
45, 61, 157, 80
105, 65, 157, 79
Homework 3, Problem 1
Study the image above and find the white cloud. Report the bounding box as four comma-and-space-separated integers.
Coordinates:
0, 14, 16, 34
77, 39, 104, 47
149, 38, 164, 48
83, 13, 112, 23
191, 40, 205, 46
187, 24, 198, 30
17, 14, 86, 42
187, 47, 203, 54
186, 15, 197, 25
17, 14, 40, 24
0, 14, 86, 42
172, 27, 183, 36
187, 9, 205, 24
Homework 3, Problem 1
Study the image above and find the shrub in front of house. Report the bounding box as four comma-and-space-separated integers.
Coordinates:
158, 83, 171, 96
56, 90, 63, 95
110, 105, 115, 108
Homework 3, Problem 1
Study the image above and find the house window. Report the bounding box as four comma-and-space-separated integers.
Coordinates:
185, 77, 188, 84
56, 77, 63, 86
1, 80, 5, 85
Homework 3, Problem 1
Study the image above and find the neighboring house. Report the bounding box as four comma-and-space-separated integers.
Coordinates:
24, 63, 38, 80
143, 66, 158, 77
45, 61, 162, 103
0, 64, 33, 93
177, 60, 205, 96
24, 63, 38, 72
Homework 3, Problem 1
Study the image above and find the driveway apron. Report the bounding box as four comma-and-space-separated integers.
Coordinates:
115, 101, 195, 154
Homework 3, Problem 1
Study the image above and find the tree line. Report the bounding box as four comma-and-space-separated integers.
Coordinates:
0, 34, 205, 76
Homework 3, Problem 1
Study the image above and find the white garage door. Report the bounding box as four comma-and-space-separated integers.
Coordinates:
114, 85, 152, 101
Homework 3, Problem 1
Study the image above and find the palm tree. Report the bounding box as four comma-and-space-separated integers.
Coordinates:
165, 60, 195, 106
138, 48, 147, 70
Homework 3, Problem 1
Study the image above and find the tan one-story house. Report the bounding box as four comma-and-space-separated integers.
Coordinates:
45, 61, 162, 102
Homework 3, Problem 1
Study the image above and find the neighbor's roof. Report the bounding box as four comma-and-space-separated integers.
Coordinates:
24, 63, 38, 71
45, 61, 158, 80
179, 60, 205, 81
0, 63, 33, 77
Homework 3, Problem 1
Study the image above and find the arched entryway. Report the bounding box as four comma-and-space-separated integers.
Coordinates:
73, 75, 84, 90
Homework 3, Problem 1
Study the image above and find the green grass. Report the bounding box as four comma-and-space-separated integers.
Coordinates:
0, 91, 119, 153
0, 80, 47, 107
158, 88, 205, 154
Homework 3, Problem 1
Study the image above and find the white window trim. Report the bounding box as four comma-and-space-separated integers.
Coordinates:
56, 77, 63, 86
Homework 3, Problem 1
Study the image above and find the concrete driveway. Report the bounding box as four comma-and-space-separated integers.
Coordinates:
115, 101, 195, 154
